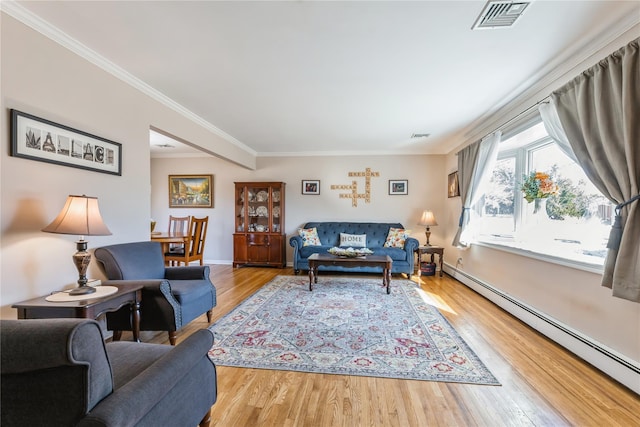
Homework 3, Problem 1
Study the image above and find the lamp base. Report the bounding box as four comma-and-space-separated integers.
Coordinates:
69, 285, 97, 295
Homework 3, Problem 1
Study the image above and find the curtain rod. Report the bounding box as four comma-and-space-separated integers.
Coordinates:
456, 96, 551, 155
480, 96, 550, 141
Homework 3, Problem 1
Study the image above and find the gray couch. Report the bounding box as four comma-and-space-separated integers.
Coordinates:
289, 222, 419, 275
0, 318, 217, 427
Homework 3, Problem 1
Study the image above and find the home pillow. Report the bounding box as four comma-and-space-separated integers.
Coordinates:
298, 227, 321, 246
384, 227, 410, 248
339, 233, 367, 248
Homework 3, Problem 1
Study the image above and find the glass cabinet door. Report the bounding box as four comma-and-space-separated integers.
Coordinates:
235, 186, 245, 232
271, 186, 282, 233
247, 185, 270, 232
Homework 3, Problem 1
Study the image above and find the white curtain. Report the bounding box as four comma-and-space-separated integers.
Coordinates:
451, 131, 501, 248
539, 100, 577, 163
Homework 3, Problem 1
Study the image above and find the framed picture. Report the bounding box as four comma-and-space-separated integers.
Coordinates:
169, 174, 213, 208
448, 171, 460, 197
302, 180, 320, 195
10, 109, 122, 175
389, 180, 408, 195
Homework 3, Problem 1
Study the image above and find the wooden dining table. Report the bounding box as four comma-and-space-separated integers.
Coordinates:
150, 231, 190, 264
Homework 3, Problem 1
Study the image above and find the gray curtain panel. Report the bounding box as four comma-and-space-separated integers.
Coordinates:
451, 132, 500, 248
451, 140, 481, 248
551, 38, 639, 302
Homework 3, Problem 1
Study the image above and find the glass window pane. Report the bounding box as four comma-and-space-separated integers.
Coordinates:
475, 118, 613, 267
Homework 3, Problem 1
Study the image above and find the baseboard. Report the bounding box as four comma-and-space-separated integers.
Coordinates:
443, 262, 640, 395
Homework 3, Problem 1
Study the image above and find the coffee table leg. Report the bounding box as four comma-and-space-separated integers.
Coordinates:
385, 268, 391, 294
309, 265, 314, 291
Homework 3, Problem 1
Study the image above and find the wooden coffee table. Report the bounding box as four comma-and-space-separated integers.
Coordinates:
307, 253, 393, 294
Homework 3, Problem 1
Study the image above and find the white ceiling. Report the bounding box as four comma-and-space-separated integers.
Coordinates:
8, 1, 640, 157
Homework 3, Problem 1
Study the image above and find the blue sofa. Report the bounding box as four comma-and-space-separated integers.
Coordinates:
289, 222, 419, 275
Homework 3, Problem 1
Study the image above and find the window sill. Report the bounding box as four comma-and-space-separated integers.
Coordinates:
473, 240, 605, 275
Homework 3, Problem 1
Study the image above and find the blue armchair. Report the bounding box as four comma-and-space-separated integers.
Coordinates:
1, 318, 217, 427
94, 241, 216, 345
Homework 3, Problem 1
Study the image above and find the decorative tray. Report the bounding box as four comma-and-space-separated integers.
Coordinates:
327, 247, 373, 258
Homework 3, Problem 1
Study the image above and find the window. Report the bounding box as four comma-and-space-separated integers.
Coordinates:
475, 120, 613, 267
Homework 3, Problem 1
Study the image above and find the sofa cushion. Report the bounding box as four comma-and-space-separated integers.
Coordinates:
339, 233, 367, 248
384, 227, 411, 248
106, 342, 172, 389
170, 280, 214, 305
298, 227, 321, 246
373, 247, 408, 261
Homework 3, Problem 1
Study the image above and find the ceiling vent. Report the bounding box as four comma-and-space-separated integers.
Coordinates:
472, 1, 530, 30
411, 133, 430, 138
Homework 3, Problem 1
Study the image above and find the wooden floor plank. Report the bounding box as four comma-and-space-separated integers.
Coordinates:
128, 266, 639, 427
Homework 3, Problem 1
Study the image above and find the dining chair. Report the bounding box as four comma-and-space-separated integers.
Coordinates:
168, 215, 190, 254
165, 216, 208, 266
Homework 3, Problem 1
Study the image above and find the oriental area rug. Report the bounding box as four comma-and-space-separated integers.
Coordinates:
208, 275, 499, 385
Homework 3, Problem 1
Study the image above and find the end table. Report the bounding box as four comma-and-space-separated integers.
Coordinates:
12, 283, 143, 342
415, 246, 444, 277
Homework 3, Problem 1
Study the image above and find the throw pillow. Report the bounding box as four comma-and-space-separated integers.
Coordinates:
384, 227, 410, 248
339, 233, 367, 248
298, 227, 321, 246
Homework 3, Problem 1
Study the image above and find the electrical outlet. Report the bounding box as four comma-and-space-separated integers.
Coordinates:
457, 257, 463, 264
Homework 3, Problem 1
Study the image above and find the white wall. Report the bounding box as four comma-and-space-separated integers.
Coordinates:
0, 13, 254, 317
150, 154, 445, 263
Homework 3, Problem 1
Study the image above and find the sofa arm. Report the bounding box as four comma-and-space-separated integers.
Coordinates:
165, 265, 210, 280
77, 330, 216, 427
102, 280, 180, 331
404, 237, 420, 271
289, 235, 303, 249
404, 237, 419, 253
1, 319, 113, 418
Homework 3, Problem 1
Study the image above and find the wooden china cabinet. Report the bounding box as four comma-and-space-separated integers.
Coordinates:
233, 182, 286, 268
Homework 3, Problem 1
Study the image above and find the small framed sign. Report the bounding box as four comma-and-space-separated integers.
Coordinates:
302, 180, 320, 195
10, 109, 122, 175
389, 180, 408, 195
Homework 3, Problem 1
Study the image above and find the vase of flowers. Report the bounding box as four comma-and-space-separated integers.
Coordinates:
521, 171, 558, 217
521, 171, 558, 200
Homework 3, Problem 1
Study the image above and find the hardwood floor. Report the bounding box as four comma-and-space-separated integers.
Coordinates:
131, 265, 640, 426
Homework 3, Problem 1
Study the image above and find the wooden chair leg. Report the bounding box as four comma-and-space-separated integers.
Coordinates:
206, 310, 213, 323
113, 330, 122, 341
199, 408, 212, 427
168, 330, 177, 346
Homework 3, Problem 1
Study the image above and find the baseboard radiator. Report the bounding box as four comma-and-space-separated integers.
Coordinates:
443, 263, 640, 395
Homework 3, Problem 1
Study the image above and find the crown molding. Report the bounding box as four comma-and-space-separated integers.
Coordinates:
1, 1, 257, 157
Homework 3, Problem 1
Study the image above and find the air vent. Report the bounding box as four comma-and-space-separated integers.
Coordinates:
411, 133, 430, 138
154, 143, 175, 148
472, 1, 530, 30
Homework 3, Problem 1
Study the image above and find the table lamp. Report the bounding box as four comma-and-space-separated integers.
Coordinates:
42, 195, 112, 295
418, 210, 438, 246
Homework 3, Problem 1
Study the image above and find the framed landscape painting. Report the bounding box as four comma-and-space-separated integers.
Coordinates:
169, 174, 213, 208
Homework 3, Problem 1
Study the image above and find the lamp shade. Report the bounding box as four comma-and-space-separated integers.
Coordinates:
42, 195, 112, 236
418, 210, 438, 226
